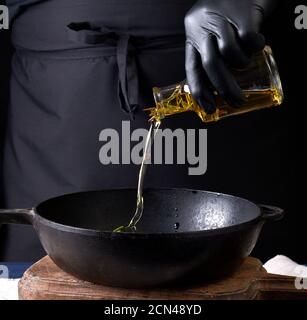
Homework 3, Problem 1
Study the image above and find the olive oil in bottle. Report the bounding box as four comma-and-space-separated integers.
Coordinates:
146, 83, 283, 123
146, 46, 284, 123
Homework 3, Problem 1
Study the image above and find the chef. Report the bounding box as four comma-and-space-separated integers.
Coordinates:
1, 0, 276, 261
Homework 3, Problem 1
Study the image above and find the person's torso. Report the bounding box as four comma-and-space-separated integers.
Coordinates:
9, 0, 196, 51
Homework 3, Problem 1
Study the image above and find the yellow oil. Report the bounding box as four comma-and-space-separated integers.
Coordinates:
146, 87, 282, 123
113, 121, 161, 233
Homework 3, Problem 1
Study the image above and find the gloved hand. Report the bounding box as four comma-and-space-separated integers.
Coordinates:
184, 0, 276, 113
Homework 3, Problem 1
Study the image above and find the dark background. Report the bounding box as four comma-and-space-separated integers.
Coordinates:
0, 0, 11, 257
0, 0, 305, 263
251, 0, 303, 263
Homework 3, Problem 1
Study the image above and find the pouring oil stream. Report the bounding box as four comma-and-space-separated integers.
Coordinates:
113, 120, 161, 232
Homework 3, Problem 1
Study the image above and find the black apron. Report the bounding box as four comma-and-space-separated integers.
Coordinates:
2, 0, 200, 261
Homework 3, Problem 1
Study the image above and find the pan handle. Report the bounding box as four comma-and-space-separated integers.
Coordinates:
0, 209, 35, 225
259, 204, 285, 222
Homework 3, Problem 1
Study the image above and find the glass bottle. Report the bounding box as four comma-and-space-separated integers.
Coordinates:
146, 46, 283, 123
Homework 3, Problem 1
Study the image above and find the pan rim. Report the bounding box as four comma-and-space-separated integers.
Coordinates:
34, 188, 263, 238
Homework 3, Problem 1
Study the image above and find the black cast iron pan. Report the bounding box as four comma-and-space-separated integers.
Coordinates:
0, 189, 284, 288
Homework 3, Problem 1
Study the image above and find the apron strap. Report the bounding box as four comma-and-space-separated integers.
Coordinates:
67, 22, 140, 119
116, 35, 139, 119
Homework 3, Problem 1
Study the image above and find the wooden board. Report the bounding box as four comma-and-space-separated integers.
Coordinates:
18, 256, 307, 300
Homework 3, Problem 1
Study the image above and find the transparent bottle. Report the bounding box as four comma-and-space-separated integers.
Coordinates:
146, 46, 284, 123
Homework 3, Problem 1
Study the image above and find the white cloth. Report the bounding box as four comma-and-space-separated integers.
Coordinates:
0, 279, 20, 300
263, 255, 307, 277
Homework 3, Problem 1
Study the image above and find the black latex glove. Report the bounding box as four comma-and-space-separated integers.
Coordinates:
184, 0, 276, 113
